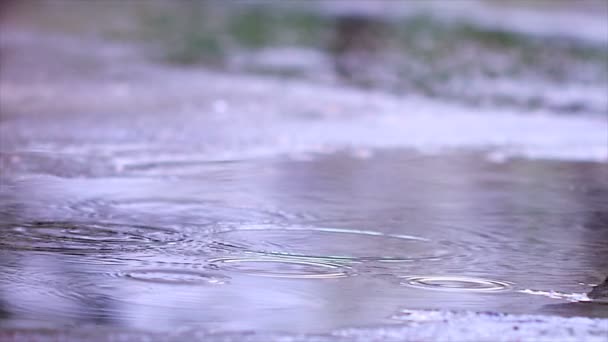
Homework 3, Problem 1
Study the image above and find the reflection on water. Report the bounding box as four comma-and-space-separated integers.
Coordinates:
209, 225, 444, 262
0, 151, 607, 332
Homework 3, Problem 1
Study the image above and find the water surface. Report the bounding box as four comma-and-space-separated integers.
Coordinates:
1, 151, 606, 333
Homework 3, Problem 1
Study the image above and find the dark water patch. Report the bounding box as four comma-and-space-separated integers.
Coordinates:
401, 276, 512, 292
208, 225, 449, 263
208, 257, 351, 279
0, 221, 183, 253
0, 256, 124, 324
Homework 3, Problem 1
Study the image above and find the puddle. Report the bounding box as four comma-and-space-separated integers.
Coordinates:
1, 152, 607, 332
208, 257, 351, 279
401, 276, 512, 292
209, 225, 446, 262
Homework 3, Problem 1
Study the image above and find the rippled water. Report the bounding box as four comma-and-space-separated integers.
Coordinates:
0, 0, 606, 337
1, 151, 606, 332
401, 276, 512, 292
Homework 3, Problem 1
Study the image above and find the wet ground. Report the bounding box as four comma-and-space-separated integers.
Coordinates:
1, 152, 608, 334
1, 1, 608, 341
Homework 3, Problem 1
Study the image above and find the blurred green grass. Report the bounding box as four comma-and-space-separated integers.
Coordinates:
127, 2, 606, 113
134, 2, 606, 75
6, 0, 605, 113
137, 3, 332, 65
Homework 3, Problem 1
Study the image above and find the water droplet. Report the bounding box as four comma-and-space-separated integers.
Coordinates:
208, 257, 351, 279
120, 269, 230, 285
210, 225, 446, 262
401, 276, 511, 292
0, 221, 183, 252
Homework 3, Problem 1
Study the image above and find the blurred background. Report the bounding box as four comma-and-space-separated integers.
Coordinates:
1, 0, 607, 117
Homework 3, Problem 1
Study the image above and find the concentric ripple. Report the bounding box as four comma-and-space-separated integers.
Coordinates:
119, 269, 230, 285
0, 221, 183, 252
208, 257, 351, 279
210, 225, 448, 262
401, 276, 512, 292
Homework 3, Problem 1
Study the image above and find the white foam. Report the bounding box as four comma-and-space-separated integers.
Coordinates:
519, 289, 591, 302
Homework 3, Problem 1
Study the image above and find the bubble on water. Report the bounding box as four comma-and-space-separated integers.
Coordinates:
209, 225, 448, 262
401, 276, 512, 292
208, 257, 351, 279
119, 269, 230, 285
0, 221, 184, 253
